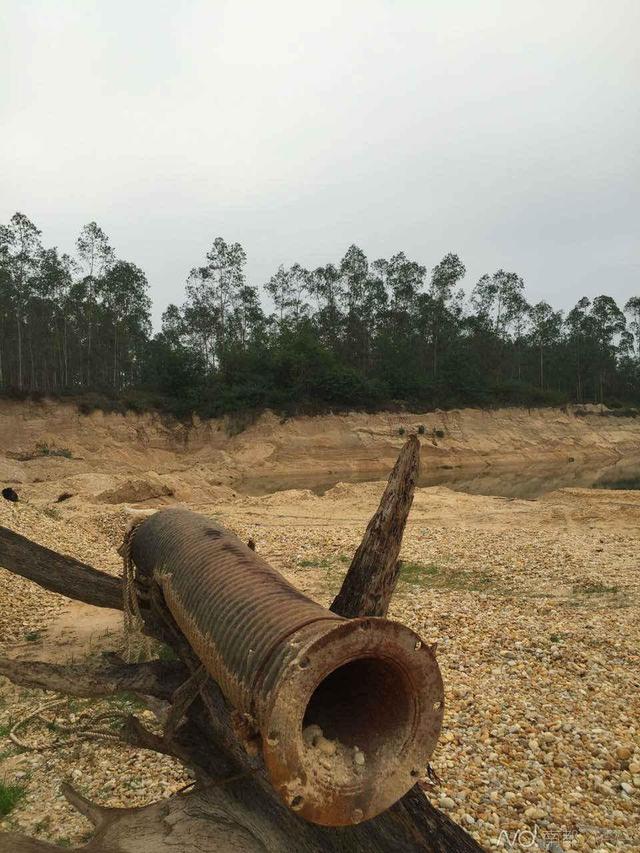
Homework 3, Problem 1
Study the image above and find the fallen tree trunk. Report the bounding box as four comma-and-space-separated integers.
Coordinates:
0, 655, 188, 700
0, 438, 485, 852
0, 527, 122, 610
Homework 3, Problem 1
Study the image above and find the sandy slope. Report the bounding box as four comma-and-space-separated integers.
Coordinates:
1, 400, 639, 504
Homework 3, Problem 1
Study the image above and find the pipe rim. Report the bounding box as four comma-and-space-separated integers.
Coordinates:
261, 616, 444, 826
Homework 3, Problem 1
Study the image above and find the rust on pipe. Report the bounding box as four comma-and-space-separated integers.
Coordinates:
130, 508, 444, 826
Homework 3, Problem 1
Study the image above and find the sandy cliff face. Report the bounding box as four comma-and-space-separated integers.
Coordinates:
0, 399, 638, 504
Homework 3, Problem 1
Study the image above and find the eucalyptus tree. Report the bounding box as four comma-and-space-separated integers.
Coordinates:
372, 252, 426, 396
265, 263, 310, 328
1, 211, 639, 411
589, 295, 626, 403
102, 261, 152, 388
0, 239, 11, 387
565, 297, 591, 402
374, 252, 426, 320
338, 246, 384, 373
0, 213, 42, 389
470, 269, 526, 383
205, 237, 247, 359
76, 222, 114, 386
307, 262, 343, 351
32, 247, 75, 390
228, 285, 265, 350
471, 269, 525, 337
428, 253, 466, 378
528, 301, 563, 389
185, 238, 247, 370
182, 274, 219, 371
625, 297, 640, 359
161, 304, 186, 347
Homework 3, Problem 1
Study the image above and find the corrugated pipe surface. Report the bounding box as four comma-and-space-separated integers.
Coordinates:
131, 508, 444, 826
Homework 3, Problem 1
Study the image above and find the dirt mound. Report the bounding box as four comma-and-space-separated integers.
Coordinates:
259, 488, 318, 506
0, 458, 25, 484
96, 476, 175, 505
324, 481, 386, 502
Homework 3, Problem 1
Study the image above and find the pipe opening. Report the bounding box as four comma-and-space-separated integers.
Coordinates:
302, 657, 413, 762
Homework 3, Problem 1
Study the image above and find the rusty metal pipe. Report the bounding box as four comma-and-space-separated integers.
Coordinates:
130, 508, 444, 826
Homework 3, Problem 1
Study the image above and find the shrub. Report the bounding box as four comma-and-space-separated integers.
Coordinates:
0, 781, 27, 817
435, 428, 445, 438
25, 630, 41, 641
398, 426, 405, 436
417, 424, 426, 435
35, 442, 72, 459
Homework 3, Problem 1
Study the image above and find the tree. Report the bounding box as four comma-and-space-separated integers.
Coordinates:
471, 269, 525, 337
625, 296, 640, 359
102, 261, 152, 389
0, 213, 42, 389
428, 253, 466, 378
39, 249, 77, 389
565, 297, 591, 402
589, 295, 626, 403
265, 264, 309, 327
338, 246, 383, 373
183, 270, 220, 370
307, 263, 343, 351
528, 302, 563, 389
1, 210, 639, 411
184, 238, 247, 371
76, 222, 115, 386
228, 284, 265, 351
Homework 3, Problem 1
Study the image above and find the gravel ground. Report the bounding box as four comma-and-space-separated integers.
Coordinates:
1, 483, 639, 851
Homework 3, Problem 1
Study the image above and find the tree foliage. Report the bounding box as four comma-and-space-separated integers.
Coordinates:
1, 212, 639, 416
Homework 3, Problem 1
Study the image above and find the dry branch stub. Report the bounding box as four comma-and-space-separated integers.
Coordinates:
129, 508, 444, 827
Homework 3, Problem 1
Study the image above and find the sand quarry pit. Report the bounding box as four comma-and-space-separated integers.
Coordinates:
0, 401, 639, 850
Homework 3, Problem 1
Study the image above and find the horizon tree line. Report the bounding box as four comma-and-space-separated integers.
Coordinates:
1, 211, 639, 415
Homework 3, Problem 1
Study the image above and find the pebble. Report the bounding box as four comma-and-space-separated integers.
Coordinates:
1, 470, 640, 850
302, 725, 323, 747
524, 806, 545, 820
316, 737, 337, 757
616, 745, 634, 761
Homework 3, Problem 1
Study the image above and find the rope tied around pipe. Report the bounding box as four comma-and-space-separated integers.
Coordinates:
119, 517, 153, 663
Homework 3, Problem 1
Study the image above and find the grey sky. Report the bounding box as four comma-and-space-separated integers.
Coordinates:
2, 0, 638, 326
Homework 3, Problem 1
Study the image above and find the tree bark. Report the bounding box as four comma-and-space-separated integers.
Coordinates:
0, 527, 123, 611
331, 434, 419, 618
0, 655, 187, 701
0, 438, 485, 853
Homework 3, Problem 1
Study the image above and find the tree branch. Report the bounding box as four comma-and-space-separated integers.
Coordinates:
0, 833, 64, 852
60, 782, 109, 828
331, 434, 420, 618
0, 526, 123, 610
0, 654, 188, 701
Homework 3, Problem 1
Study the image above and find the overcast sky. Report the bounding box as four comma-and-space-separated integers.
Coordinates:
2, 0, 638, 326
